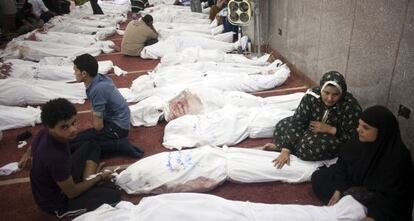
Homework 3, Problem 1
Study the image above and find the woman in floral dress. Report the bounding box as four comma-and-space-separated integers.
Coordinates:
264, 71, 362, 169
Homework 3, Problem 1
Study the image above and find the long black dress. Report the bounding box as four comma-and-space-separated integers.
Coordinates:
312, 105, 414, 221
273, 71, 362, 160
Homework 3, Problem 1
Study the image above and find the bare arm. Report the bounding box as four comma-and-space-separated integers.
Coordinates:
18, 146, 32, 170
328, 190, 341, 206
92, 113, 104, 131
57, 171, 112, 199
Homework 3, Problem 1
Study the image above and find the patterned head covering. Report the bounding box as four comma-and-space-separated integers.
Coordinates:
319, 71, 347, 97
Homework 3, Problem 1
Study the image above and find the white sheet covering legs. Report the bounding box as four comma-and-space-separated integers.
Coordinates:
0, 40, 103, 61
0, 105, 41, 131
140, 36, 241, 59
141, 5, 209, 24
74, 193, 367, 221
160, 47, 271, 67
226, 147, 336, 183
126, 60, 290, 102
162, 104, 295, 149
1, 58, 115, 82
23, 31, 116, 53
116, 146, 337, 194
116, 146, 227, 194
0, 79, 86, 106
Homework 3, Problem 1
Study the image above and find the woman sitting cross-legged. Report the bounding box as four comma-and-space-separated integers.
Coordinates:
264, 71, 362, 168
311, 105, 414, 221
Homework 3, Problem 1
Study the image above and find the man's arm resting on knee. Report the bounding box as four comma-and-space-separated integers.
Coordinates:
57, 171, 112, 199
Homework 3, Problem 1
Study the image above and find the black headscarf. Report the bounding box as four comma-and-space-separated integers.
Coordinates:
342, 105, 414, 220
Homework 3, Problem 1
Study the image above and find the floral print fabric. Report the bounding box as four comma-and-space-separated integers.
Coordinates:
272, 71, 362, 161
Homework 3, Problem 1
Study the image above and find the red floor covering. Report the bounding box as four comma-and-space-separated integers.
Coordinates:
0, 24, 321, 220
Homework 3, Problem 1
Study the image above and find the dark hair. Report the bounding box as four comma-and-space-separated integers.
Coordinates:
142, 14, 153, 26
74, 53, 98, 77
41, 98, 77, 128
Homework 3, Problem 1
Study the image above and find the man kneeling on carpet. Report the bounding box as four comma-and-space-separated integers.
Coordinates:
70, 54, 144, 158
18, 98, 121, 218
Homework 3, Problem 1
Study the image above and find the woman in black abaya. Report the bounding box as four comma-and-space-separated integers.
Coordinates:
311, 105, 414, 221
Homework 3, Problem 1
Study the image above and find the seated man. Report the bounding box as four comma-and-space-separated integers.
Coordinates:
15, 2, 44, 35
121, 14, 158, 57
70, 53, 144, 158
18, 98, 121, 218
28, 0, 56, 22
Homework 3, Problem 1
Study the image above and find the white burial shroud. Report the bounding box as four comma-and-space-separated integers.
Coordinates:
126, 60, 290, 102
45, 16, 118, 40
160, 47, 271, 67
1, 58, 115, 82
148, 0, 175, 5
155, 23, 233, 43
97, 0, 131, 5
0, 78, 86, 106
128, 87, 304, 127
162, 102, 297, 150
116, 146, 337, 195
25, 31, 115, 53
73, 194, 367, 221
141, 4, 209, 24
0, 105, 41, 131
0, 40, 103, 61
140, 35, 241, 59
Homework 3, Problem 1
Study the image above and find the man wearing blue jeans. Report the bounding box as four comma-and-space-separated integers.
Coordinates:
71, 53, 143, 158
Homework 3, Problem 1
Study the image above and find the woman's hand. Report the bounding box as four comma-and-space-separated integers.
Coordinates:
361, 217, 375, 221
310, 121, 336, 135
272, 148, 290, 169
328, 190, 341, 206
